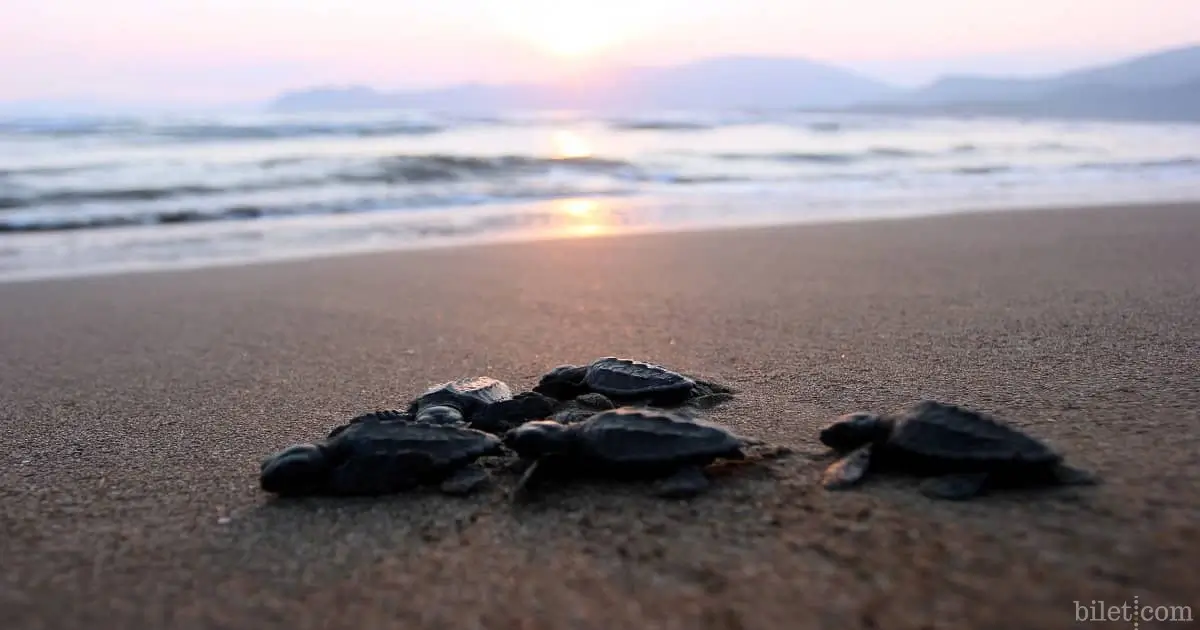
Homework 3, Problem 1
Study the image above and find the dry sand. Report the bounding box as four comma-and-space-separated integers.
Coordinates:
2, 202, 1199, 630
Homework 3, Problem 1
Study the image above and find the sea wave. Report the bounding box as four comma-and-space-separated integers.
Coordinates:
1074, 157, 1199, 171
952, 166, 1013, 175
1030, 142, 1089, 153
0, 116, 141, 137
0, 152, 749, 233
606, 117, 875, 133
0, 179, 321, 209
0, 155, 645, 209
0, 117, 445, 142
807, 122, 843, 133
336, 154, 640, 183
0, 187, 641, 233
158, 121, 445, 141
714, 147, 929, 163
607, 119, 715, 131
4, 111, 1199, 242
0, 162, 124, 177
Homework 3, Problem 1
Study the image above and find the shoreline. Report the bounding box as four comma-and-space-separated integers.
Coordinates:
3, 196, 1199, 285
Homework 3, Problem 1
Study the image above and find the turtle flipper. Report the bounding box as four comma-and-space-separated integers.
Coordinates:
919, 473, 990, 500
821, 444, 873, 490
1052, 463, 1099, 486
328, 453, 424, 496
439, 464, 490, 496
653, 466, 710, 498
510, 458, 551, 503
688, 392, 736, 410
694, 378, 736, 396
734, 434, 765, 447
260, 443, 331, 496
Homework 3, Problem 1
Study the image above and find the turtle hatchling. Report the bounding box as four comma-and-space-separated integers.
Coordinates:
502, 407, 752, 501
532, 357, 734, 408
818, 400, 1099, 500
549, 392, 616, 424
407, 376, 513, 425
468, 391, 617, 435
327, 409, 412, 438
468, 391, 559, 435
260, 416, 504, 497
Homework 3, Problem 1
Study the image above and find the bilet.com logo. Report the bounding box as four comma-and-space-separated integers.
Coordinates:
1076, 595, 1194, 628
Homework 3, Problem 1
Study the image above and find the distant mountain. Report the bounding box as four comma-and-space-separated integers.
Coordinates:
857, 43, 1200, 122
0, 98, 259, 117
268, 44, 1200, 123
897, 44, 1200, 105
270, 57, 900, 113
853, 79, 1200, 123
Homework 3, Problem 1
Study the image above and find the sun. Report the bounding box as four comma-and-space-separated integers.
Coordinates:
489, 1, 666, 58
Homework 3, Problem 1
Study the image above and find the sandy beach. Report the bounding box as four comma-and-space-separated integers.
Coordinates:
2, 202, 1199, 629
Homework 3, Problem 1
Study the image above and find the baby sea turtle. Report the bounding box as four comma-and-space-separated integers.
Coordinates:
469, 391, 559, 435
407, 376, 513, 425
261, 417, 504, 497
502, 407, 750, 501
550, 392, 616, 424
819, 400, 1098, 500
467, 392, 618, 435
327, 409, 412, 438
533, 357, 734, 408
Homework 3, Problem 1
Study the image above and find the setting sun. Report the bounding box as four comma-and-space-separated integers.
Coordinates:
489, 0, 676, 58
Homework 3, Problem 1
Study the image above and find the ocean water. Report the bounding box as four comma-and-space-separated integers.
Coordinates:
2, 109, 1199, 281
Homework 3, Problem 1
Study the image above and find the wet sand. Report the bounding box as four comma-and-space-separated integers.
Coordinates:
2, 202, 1199, 629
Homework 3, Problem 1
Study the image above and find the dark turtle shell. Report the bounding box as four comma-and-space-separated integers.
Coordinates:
531, 365, 590, 400
468, 391, 558, 435
533, 357, 735, 409
885, 400, 1061, 466
329, 420, 502, 467
295, 421, 502, 496
327, 409, 412, 438
582, 357, 696, 402
409, 376, 514, 424
551, 392, 616, 424
571, 407, 744, 467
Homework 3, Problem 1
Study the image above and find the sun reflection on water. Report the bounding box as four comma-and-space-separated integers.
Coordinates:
561, 198, 598, 216
551, 130, 592, 159
551, 197, 611, 238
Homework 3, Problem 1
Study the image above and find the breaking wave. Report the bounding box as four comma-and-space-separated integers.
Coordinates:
0, 116, 445, 142
607, 119, 716, 131
0, 153, 745, 233
0, 189, 640, 233
714, 147, 929, 163
3, 110, 1197, 244
1074, 157, 1198, 171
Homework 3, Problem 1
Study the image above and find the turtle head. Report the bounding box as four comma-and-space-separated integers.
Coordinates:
260, 443, 332, 495
819, 412, 890, 452
532, 364, 589, 399
503, 421, 570, 458
415, 404, 465, 425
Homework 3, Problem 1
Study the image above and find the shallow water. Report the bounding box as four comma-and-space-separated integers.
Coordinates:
2, 109, 1199, 281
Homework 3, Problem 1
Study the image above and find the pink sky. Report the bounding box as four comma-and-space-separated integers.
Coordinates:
0, 0, 1196, 104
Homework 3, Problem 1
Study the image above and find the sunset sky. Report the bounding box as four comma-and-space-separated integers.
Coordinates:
0, 0, 1196, 104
